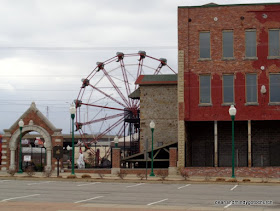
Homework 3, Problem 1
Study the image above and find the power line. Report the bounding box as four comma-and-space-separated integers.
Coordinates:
0, 46, 177, 51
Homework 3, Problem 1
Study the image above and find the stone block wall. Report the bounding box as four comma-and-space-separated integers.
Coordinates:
139, 85, 177, 152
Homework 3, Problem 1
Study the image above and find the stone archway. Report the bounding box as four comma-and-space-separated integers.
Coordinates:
9, 125, 52, 172
1, 102, 63, 173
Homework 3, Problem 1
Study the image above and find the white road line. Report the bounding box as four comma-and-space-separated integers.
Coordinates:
224, 202, 232, 209
126, 183, 145, 188
230, 185, 238, 191
0, 180, 11, 183
1, 194, 40, 202
177, 184, 191, 189
74, 196, 104, 204
147, 198, 168, 206
27, 181, 53, 186
77, 182, 101, 187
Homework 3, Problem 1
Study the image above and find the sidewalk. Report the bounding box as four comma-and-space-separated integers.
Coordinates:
0, 171, 279, 184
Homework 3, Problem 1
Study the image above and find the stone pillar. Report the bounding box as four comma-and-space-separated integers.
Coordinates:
111, 148, 121, 175
45, 149, 52, 172
248, 120, 252, 167
9, 149, 16, 171
214, 121, 218, 167
177, 50, 185, 168
168, 147, 178, 175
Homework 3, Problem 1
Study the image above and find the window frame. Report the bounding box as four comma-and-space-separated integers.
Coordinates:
222, 74, 235, 105
269, 73, 280, 104
222, 30, 234, 59
268, 29, 280, 59
199, 31, 211, 60
199, 74, 212, 106
245, 73, 258, 105
245, 29, 257, 59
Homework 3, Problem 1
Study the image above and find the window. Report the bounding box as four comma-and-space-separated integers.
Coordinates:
223, 75, 234, 103
245, 30, 256, 58
199, 32, 210, 59
199, 75, 211, 104
223, 31, 234, 58
269, 29, 280, 57
270, 74, 280, 103
246, 74, 257, 103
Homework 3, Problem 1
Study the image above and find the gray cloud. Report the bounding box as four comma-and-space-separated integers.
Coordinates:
0, 0, 279, 132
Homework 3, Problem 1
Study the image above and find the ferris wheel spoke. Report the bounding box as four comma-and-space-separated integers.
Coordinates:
117, 122, 125, 137
81, 113, 123, 126
81, 103, 124, 112
154, 63, 163, 75
166, 64, 177, 74
89, 84, 127, 108
101, 68, 130, 106
120, 59, 132, 107
93, 117, 124, 142
135, 59, 143, 90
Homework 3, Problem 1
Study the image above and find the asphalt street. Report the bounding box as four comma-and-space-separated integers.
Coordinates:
0, 179, 279, 210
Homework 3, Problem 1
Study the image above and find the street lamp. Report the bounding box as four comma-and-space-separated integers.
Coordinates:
18, 119, 24, 173
229, 105, 237, 178
69, 103, 76, 175
114, 136, 119, 148
66, 145, 71, 151
66, 145, 72, 169
149, 120, 155, 176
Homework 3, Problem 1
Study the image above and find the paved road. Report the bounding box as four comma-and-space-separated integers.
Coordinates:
0, 179, 279, 210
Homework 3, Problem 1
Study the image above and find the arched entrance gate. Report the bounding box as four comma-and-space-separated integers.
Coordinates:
0, 102, 63, 173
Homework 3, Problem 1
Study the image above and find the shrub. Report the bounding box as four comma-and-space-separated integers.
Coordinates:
227, 178, 238, 182
157, 170, 168, 181
81, 174, 91, 179
67, 175, 77, 179
25, 166, 36, 177
117, 171, 127, 180
242, 178, 250, 182
7, 169, 16, 176
136, 173, 145, 180
216, 178, 226, 182
179, 168, 189, 181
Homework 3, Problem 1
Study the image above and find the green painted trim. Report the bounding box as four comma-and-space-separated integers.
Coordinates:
178, 2, 280, 9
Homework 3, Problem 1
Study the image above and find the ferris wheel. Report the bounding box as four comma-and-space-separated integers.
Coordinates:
75, 51, 176, 157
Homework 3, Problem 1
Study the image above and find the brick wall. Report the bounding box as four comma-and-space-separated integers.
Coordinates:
178, 4, 280, 121
140, 85, 177, 152
186, 120, 280, 167
251, 120, 280, 166
187, 121, 214, 167
183, 167, 280, 178
112, 148, 121, 168
218, 121, 248, 167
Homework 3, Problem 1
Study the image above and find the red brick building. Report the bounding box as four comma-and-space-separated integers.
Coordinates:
178, 3, 280, 169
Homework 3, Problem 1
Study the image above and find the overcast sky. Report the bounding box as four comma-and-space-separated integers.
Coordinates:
0, 0, 279, 134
